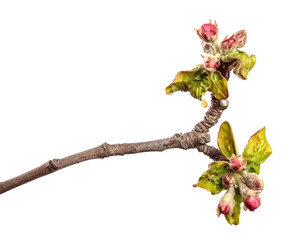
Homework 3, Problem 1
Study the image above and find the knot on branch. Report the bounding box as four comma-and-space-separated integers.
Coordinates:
179, 131, 210, 150
98, 142, 112, 158
194, 95, 229, 133
48, 159, 61, 171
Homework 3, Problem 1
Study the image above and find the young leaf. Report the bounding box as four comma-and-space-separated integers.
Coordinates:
187, 76, 210, 100
243, 127, 272, 174
208, 71, 229, 99
217, 121, 238, 159
165, 65, 210, 106
245, 163, 261, 175
165, 65, 205, 94
194, 161, 228, 195
224, 187, 242, 225
221, 50, 256, 80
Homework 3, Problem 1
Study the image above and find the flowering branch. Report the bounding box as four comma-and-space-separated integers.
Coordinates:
0, 21, 272, 226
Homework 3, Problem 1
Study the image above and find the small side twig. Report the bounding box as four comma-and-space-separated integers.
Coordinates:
197, 145, 229, 162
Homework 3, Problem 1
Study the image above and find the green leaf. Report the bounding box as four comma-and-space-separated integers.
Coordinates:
224, 187, 242, 225
187, 76, 210, 100
194, 161, 228, 195
165, 65, 211, 105
217, 121, 238, 159
245, 163, 261, 175
208, 71, 229, 99
243, 127, 272, 174
221, 50, 256, 80
165, 65, 205, 94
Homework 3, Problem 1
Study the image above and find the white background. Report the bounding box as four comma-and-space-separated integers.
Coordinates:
0, 0, 301, 239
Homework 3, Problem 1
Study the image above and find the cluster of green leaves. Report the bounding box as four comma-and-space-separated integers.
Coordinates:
194, 121, 272, 225
193, 161, 228, 194
165, 65, 228, 107
165, 50, 256, 106
217, 121, 272, 174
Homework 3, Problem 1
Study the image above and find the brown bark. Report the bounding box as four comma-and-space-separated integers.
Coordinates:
0, 96, 229, 195
194, 94, 229, 133
197, 145, 229, 162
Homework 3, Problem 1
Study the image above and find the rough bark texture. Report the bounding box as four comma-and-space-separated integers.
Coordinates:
197, 145, 229, 162
194, 94, 229, 133
0, 96, 229, 195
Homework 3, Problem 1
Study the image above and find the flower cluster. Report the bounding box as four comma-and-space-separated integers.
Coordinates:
193, 121, 271, 225
165, 21, 256, 108
195, 20, 247, 72
217, 154, 264, 217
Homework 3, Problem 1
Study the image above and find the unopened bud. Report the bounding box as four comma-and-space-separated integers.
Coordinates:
221, 36, 236, 52
242, 172, 264, 191
221, 30, 247, 52
229, 154, 246, 172
222, 173, 235, 189
233, 30, 247, 48
203, 55, 219, 72
243, 191, 261, 211
234, 173, 261, 212
216, 186, 236, 217
195, 20, 218, 42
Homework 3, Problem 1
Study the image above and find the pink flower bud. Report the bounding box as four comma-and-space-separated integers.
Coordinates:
244, 192, 261, 211
243, 173, 264, 191
218, 200, 230, 215
221, 30, 247, 52
221, 36, 236, 51
216, 186, 236, 217
234, 174, 261, 212
195, 20, 218, 42
233, 30, 247, 48
229, 154, 246, 172
222, 173, 235, 189
203, 55, 219, 72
